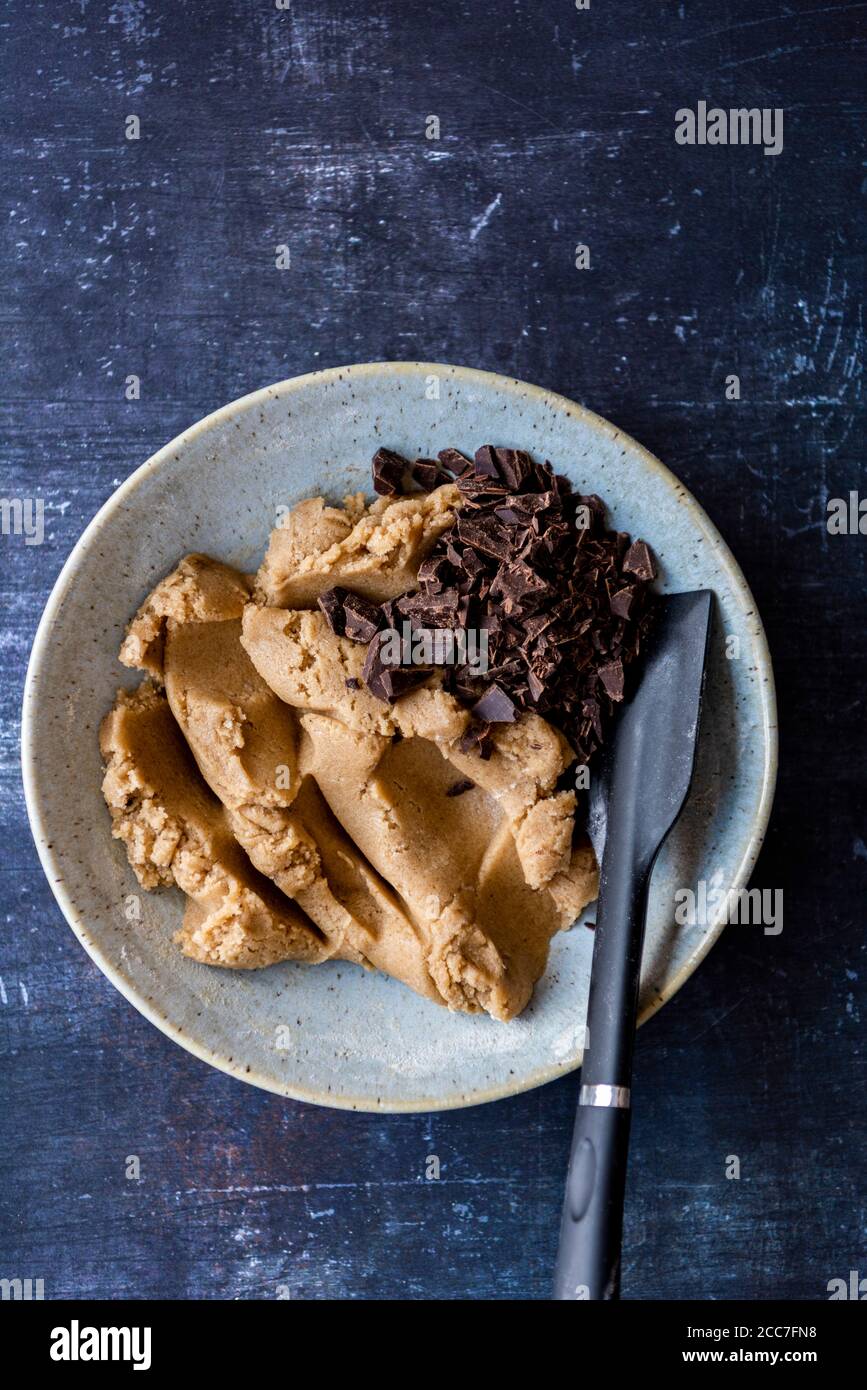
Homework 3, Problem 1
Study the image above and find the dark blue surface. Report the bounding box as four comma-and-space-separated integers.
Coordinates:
1, 0, 865, 1301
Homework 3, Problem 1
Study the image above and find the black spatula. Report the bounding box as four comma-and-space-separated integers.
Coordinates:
553, 589, 714, 1301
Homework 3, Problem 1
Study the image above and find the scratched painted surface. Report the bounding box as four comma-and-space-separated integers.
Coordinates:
1, 0, 865, 1301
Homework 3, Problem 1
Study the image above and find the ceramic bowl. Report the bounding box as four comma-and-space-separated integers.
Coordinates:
22, 363, 777, 1111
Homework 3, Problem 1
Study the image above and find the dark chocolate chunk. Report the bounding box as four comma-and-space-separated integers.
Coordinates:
372, 447, 410, 497
598, 659, 625, 702
379, 597, 401, 631
622, 539, 655, 581
459, 720, 494, 759
379, 666, 431, 700
456, 470, 508, 502
456, 515, 511, 559
361, 632, 431, 702
343, 592, 382, 642
473, 445, 502, 478
446, 778, 475, 798
417, 553, 453, 590
472, 684, 517, 723
490, 560, 549, 610
609, 586, 635, 620
318, 586, 349, 636
527, 669, 545, 703
492, 448, 533, 490
459, 546, 486, 580
396, 589, 461, 629
437, 447, 473, 476
411, 457, 447, 492
361, 631, 390, 700
345, 677, 361, 690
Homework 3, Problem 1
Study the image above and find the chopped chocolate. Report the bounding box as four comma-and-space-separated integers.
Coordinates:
379, 597, 401, 630
473, 445, 502, 479
396, 589, 462, 629
361, 632, 431, 702
363, 442, 656, 764
598, 659, 625, 702
446, 778, 475, 798
342, 592, 382, 643
372, 447, 411, 497
491, 448, 533, 490
472, 684, 517, 724
459, 720, 494, 759
345, 677, 361, 690
416, 554, 453, 590
490, 560, 549, 612
360, 631, 390, 700
459, 546, 486, 581
527, 669, 545, 703
622, 539, 656, 581
609, 586, 636, 620
437, 447, 473, 477
456, 515, 511, 559
411, 457, 447, 492
318, 586, 349, 637
379, 666, 431, 700
456, 473, 507, 505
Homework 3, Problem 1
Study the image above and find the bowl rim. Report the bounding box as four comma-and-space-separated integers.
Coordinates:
21, 360, 778, 1112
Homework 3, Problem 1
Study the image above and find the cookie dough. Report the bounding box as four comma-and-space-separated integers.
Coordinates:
103, 483, 599, 1020
100, 681, 327, 968
255, 484, 461, 606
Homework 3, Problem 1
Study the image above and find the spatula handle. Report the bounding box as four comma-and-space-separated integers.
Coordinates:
553, 862, 651, 1300
552, 1102, 631, 1300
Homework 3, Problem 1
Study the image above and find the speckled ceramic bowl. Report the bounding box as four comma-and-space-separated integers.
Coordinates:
22, 363, 777, 1112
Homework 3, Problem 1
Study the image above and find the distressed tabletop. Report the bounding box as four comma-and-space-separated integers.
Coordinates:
0, 0, 864, 1300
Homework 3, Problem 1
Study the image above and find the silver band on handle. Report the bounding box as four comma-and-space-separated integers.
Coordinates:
579, 1084, 631, 1109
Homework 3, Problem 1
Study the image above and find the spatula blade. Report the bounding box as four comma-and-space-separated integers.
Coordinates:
584, 589, 713, 874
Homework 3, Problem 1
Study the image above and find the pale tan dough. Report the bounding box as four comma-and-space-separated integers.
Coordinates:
99, 681, 327, 969
255, 483, 461, 607
119, 553, 251, 678
118, 558, 442, 1001
104, 485, 599, 1021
